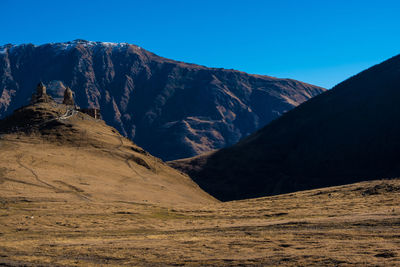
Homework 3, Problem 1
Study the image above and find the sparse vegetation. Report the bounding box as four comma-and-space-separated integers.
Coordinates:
0, 179, 399, 266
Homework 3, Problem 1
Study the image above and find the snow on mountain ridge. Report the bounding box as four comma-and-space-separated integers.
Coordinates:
46, 40, 133, 52
0, 40, 137, 54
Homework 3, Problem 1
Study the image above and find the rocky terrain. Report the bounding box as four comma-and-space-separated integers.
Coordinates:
0, 40, 325, 160
170, 54, 400, 201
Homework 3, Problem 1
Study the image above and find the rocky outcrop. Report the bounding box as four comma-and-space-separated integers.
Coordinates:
0, 40, 325, 160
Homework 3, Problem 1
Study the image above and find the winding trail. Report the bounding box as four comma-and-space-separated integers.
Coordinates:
16, 154, 59, 191
58, 107, 77, 120
15, 154, 91, 201
116, 135, 148, 181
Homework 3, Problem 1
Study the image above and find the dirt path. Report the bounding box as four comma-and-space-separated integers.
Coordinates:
53, 180, 91, 202
116, 135, 148, 181
15, 154, 91, 201
16, 154, 59, 192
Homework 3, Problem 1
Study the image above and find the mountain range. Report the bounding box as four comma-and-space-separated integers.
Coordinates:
1, 42, 400, 266
0, 40, 325, 160
170, 54, 400, 201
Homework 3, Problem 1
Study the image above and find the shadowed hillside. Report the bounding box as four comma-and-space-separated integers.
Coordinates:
0, 40, 325, 160
170, 54, 400, 201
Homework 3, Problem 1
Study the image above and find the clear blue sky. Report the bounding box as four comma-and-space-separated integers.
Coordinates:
1, 0, 399, 88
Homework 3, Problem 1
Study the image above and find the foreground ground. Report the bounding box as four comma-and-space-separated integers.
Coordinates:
0, 179, 399, 266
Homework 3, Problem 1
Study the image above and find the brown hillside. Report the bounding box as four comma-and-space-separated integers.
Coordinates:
0, 97, 215, 206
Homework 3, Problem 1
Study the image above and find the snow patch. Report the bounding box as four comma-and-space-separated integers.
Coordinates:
101, 42, 118, 47
50, 42, 76, 51
100, 42, 131, 50
0, 44, 17, 54
48, 40, 133, 52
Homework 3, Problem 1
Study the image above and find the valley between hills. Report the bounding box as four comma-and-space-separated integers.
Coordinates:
0, 45, 399, 266
0, 100, 399, 266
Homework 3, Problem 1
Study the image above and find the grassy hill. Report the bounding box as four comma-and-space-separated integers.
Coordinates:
0, 100, 215, 206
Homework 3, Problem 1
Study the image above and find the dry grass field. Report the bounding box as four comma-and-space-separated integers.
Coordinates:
0, 178, 399, 266
0, 102, 399, 266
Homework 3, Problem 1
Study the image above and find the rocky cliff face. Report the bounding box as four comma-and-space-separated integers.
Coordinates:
0, 40, 325, 160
